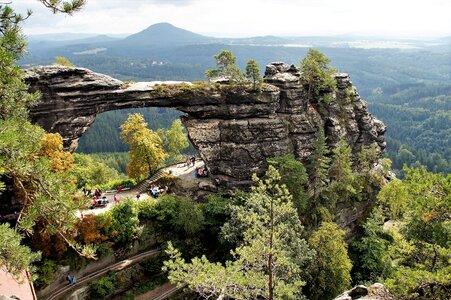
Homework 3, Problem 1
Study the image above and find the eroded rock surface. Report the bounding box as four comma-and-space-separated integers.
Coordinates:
25, 63, 386, 190
335, 283, 397, 300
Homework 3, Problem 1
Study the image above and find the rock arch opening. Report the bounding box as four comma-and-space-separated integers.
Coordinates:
25, 63, 386, 189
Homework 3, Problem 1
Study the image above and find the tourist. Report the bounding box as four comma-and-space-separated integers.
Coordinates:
114, 194, 119, 204
65, 274, 71, 285
136, 193, 141, 200
71, 276, 77, 287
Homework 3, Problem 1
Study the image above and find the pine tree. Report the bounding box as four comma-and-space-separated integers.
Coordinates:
0, 2, 94, 278
307, 222, 353, 300
308, 128, 331, 203
300, 49, 336, 105
245, 59, 263, 91
205, 50, 245, 83
163, 166, 314, 299
327, 138, 359, 206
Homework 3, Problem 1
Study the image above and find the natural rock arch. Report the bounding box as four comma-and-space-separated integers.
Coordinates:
25, 62, 386, 189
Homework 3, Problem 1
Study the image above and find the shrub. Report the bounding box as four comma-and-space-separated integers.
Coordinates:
34, 259, 58, 289
90, 272, 117, 299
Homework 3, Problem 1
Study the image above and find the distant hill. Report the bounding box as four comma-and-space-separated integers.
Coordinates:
122, 22, 214, 47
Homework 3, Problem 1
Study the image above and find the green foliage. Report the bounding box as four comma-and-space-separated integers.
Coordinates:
158, 119, 190, 160
164, 166, 314, 299
140, 255, 164, 276
350, 207, 393, 283
327, 138, 360, 206
384, 266, 451, 300
152, 195, 205, 237
398, 167, 450, 247
245, 59, 263, 91
34, 259, 58, 288
90, 272, 117, 299
357, 144, 387, 196
377, 178, 409, 219
307, 222, 352, 300
70, 153, 121, 188
300, 48, 337, 105
105, 200, 139, 246
267, 154, 309, 214
91, 152, 129, 174
120, 113, 168, 179
205, 50, 245, 83
369, 83, 451, 174
308, 129, 331, 204
53, 56, 74, 67
97, 177, 136, 191
367, 167, 451, 299
77, 108, 185, 154
0, 223, 41, 280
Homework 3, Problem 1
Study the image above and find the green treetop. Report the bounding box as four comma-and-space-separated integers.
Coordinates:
120, 113, 168, 179
246, 59, 263, 91
164, 119, 189, 156
205, 50, 245, 84
300, 48, 337, 105
307, 221, 352, 300
308, 128, 331, 204
327, 138, 360, 206
163, 166, 314, 299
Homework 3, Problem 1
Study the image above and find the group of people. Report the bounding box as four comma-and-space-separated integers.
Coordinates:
82, 187, 102, 197
65, 274, 77, 287
92, 195, 109, 208
194, 164, 209, 178
149, 184, 168, 198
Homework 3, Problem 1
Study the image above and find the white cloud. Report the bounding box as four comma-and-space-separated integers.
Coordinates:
13, 0, 451, 37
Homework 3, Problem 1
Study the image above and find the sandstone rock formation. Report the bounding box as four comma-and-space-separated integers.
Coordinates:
335, 283, 397, 300
25, 63, 386, 190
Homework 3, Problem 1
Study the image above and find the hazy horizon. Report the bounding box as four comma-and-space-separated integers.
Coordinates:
13, 0, 451, 39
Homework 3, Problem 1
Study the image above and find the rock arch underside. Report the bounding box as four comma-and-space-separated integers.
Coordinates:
25, 63, 386, 190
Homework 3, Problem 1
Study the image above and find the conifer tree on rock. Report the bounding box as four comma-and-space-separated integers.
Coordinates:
163, 166, 314, 300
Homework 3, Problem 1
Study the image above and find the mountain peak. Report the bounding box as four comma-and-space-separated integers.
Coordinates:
123, 22, 212, 46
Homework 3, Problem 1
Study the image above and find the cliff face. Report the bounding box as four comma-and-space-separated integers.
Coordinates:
25, 63, 386, 189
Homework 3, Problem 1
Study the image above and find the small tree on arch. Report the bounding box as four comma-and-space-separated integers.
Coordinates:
246, 59, 263, 91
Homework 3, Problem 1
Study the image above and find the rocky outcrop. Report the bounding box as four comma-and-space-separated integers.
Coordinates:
25, 63, 386, 190
335, 283, 397, 300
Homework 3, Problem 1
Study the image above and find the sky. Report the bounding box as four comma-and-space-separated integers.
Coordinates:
13, 0, 451, 38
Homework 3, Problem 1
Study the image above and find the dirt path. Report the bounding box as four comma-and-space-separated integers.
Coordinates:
78, 160, 205, 217
46, 249, 161, 300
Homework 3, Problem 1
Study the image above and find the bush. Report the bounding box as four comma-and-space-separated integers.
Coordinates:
98, 178, 137, 191
136, 199, 157, 220
34, 259, 58, 289
90, 272, 117, 299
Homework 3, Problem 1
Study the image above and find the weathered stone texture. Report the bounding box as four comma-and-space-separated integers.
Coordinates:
25, 63, 386, 190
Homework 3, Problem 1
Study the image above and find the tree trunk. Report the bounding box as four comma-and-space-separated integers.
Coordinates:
268, 197, 274, 300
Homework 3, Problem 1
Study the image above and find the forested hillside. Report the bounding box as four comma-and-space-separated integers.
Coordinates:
367, 83, 450, 174
77, 108, 183, 153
